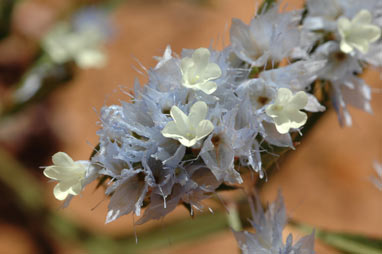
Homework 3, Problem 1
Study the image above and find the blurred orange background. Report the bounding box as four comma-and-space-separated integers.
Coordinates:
0, 0, 381, 253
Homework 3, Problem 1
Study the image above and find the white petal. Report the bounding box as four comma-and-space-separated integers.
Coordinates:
290, 91, 308, 109
70, 182, 83, 196
170, 105, 189, 131
340, 40, 354, 53
196, 81, 217, 94
188, 101, 208, 125
192, 48, 210, 70
43, 166, 62, 180
178, 137, 197, 147
337, 17, 351, 38
351, 24, 381, 42
161, 121, 185, 139
273, 115, 291, 134
53, 183, 71, 200
353, 9, 372, 25
287, 110, 308, 128
265, 104, 281, 118
274, 123, 291, 135
195, 120, 214, 140
276, 88, 293, 104
350, 39, 370, 54
44, 164, 85, 182
202, 63, 222, 80
180, 57, 193, 73
52, 152, 74, 167
76, 49, 106, 68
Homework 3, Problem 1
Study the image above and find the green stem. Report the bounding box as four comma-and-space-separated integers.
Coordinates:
0, 148, 44, 212
257, 0, 277, 14
48, 207, 229, 254
291, 222, 382, 254
318, 234, 382, 254
0, 0, 20, 39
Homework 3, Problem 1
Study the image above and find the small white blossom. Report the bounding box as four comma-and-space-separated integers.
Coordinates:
266, 88, 308, 134
180, 48, 222, 94
338, 9, 381, 54
161, 101, 214, 147
43, 23, 107, 68
43, 152, 88, 200
42, 7, 110, 69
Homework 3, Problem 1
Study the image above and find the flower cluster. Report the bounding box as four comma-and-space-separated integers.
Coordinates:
234, 193, 315, 254
303, 0, 381, 126
43, 0, 381, 228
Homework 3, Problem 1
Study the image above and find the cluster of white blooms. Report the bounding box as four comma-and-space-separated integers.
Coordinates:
43, 0, 381, 228
303, 0, 382, 126
234, 193, 315, 254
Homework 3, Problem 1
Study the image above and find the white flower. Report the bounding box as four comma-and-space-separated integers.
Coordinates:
161, 101, 214, 147
338, 9, 381, 54
230, 4, 301, 67
180, 48, 222, 94
265, 88, 308, 134
43, 22, 107, 68
43, 152, 87, 200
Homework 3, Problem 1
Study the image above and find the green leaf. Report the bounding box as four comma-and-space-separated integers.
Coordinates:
257, 0, 277, 14
317, 231, 382, 254
291, 221, 382, 254
0, 147, 44, 212
0, 0, 16, 39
